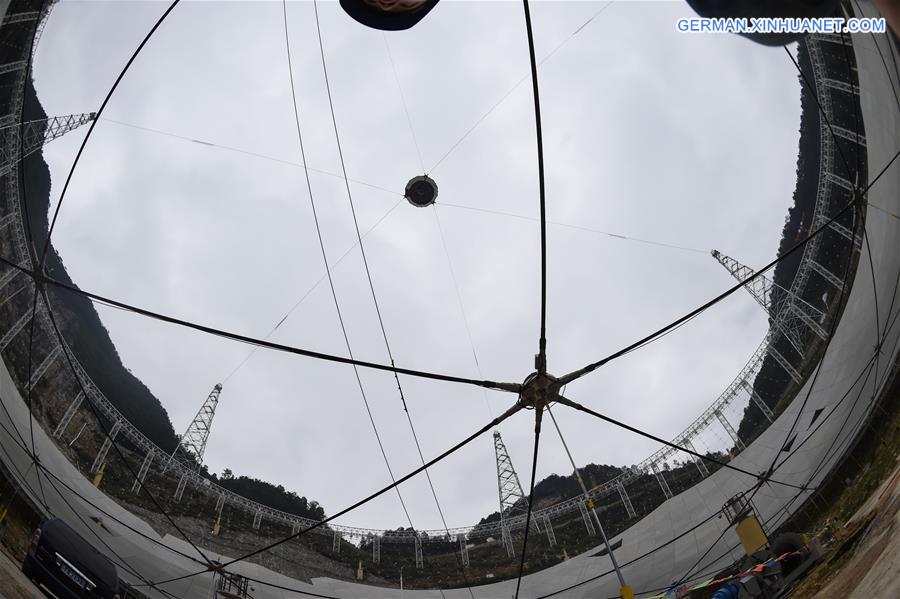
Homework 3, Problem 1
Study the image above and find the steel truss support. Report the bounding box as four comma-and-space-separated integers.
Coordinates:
0, 11, 40, 26
542, 515, 556, 547
212, 494, 226, 536
768, 345, 803, 384
810, 259, 846, 291
617, 481, 636, 518
0, 112, 96, 178
0, 279, 29, 312
493, 430, 533, 548
788, 302, 829, 340
682, 439, 709, 477
651, 462, 673, 499
131, 451, 154, 494
253, 510, 263, 531
711, 250, 827, 355
0, 265, 21, 293
823, 77, 859, 94
715, 409, 745, 452
53, 391, 84, 439
174, 473, 188, 502
373, 536, 381, 563
27, 344, 61, 391
0, 308, 34, 352
578, 500, 596, 535
501, 523, 514, 557
741, 380, 776, 423
826, 172, 855, 192
0, 61, 26, 76
171, 383, 223, 471
90, 421, 122, 474
458, 533, 469, 566
817, 213, 862, 251
414, 535, 423, 569
829, 124, 866, 146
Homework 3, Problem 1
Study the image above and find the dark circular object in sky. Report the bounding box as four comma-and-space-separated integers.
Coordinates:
405, 175, 438, 207
339, 0, 440, 32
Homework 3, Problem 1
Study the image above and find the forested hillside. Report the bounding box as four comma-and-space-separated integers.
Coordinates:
215, 470, 327, 521
15, 33, 861, 562
22, 77, 178, 452
737, 39, 864, 446
20, 76, 326, 520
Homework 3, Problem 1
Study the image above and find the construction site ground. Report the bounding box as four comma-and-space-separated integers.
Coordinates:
786, 453, 900, 598
786, 366, 900, 599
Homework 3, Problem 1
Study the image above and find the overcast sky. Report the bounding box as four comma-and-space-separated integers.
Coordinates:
33, 0, 802, 533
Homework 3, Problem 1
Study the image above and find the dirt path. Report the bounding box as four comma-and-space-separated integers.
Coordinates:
810, 457, 900, 599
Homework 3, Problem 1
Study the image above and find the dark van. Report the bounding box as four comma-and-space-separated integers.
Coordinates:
21, 518, 119, 598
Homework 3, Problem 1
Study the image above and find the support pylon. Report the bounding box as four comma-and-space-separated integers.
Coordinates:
682, 438, 709, 477
617, 480, 636, 519
90, 421, 121, 475
542, 515, 556, 546
716, 409, 746, 452
711, 250, 827, 355
212, 494, 225, 536
740, 380, 776, 423
130, 451, 153, 493
0, 112, 95, 177
170, 384, 222, 471
493, 430, 533, 558
650, 462, 673, 499
52, 391, 84, 439
92, 462, 105, 487
578, 500, 595, 535
458, 533, 469, 566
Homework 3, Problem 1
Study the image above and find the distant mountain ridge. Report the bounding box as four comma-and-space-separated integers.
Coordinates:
19, 38, 852, 539
22, 76, 179, 452
20, 76, 329, 523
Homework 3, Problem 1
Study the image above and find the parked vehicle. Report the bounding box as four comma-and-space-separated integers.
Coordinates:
21, 518, 119, 598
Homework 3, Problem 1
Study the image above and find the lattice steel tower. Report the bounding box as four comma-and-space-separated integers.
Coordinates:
493, 430, 533, 557
171, 383, 222, 471
0, 113, 96, 178
711, 250, 827, 354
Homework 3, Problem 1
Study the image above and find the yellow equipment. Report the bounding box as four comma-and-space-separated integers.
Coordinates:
92, 463, 106, 488
735, 513, 769, 555
723, 493, 769, 556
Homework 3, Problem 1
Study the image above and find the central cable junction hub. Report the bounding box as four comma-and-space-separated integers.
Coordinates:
517, 371, 562, 411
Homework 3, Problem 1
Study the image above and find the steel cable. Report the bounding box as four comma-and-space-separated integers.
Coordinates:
144, 403, 522, 588
311, 5, 475, 595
